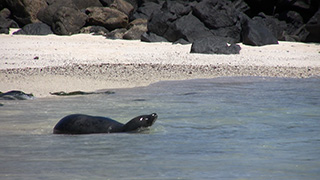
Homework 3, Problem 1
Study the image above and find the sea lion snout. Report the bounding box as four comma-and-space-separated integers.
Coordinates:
151, 113, 157, 119
148, 113, 158, 125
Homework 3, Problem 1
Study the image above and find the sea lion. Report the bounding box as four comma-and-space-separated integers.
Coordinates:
53, 113, 157, 134
0, 90, 34, 100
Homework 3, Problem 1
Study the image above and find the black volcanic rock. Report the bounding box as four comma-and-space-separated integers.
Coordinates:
163, 12, 213, 43
191, 37, 241, 54
193, 0, 238, 29
85, 7, 128, 31
305, 9, 320, 43
4, 0, 47, 26
13, 22, 53, 35
123, 18, 148, 40
123, 24, 147, 40
252, 13, 287, 40
80, 26, 109, 36
161, 0, 192, 18
140, 32, 168, 42
0, 8, 19, 34
132, 2, 162, 20
147, 0, 242, 44
193, 0, 242, 42
37, 0, 77, 27
1, 0, 319, 46
105, 28, 127, 39
147, 1, 213, 43
110, 0, 134, 16
147, 8, 176, 38
72, 0, 103, 10
0, 7, 10, 18
52, 6, 87, 35
241, 15, 278, 46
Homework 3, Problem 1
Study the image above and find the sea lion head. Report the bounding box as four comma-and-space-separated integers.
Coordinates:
123, 113, 158, 132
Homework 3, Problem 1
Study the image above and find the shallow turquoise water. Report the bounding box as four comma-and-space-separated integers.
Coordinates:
0, 77, 319, 180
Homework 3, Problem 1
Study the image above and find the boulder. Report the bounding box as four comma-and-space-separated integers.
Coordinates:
123, 18, 148, 40
132, 2, 162, 20
0, 18, 15, 34
0, 8, 19, 34
161, 0, 192, 18
252, 13, 288, 40
305, 9, 320, 42
52, 6, 87, 35
233, 0, 250, 13
85, 7, 128, 31
275, 0, 319, 22
13, 22, 53, 35
99, 0, 113, 7
5, 0, 47, 26
127, 18, 148, 29
164, 12, 213, 43
277, 11, 305, 40
124, 0, 140, 10
37, 0, 101, 29
147, 9, 176, 37
192, 0, 241, 42
190, 37, 241, 54
147, 0, 193, 40
105, 28, 127, 39
0, 7, 11, 19
80, 26, 109, 36
285, 11, 304, 30
147, 1, 242, 43
123, 24, 147, 40
37, 0, 77, 26
264, 9, 311, 42
193, 0, 238, 29
140, 32, 168, 42
110, 0, 134, 16
72, 0, 103, 10
173, 38, 190, 45
241, 15, 278, 46
210, 25, 242, 42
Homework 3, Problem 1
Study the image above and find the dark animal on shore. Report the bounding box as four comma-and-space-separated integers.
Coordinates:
0, 90, 34, 100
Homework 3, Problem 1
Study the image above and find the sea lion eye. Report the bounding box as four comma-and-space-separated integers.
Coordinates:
140, 117, 143, 121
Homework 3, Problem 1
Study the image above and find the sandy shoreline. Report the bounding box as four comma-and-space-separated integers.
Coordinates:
1, 33, 320, 97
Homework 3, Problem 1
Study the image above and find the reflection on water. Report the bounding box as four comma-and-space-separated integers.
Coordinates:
0, 77, 320, 180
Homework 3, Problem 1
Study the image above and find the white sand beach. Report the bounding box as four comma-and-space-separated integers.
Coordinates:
1, 31, 319, 97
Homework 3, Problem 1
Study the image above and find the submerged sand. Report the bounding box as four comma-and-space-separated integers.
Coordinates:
1, 32, 320, 97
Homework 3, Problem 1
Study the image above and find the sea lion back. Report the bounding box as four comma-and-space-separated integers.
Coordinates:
53, 114, 124, 134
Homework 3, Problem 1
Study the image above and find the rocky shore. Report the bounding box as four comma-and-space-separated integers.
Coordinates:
1, 0, 320, 55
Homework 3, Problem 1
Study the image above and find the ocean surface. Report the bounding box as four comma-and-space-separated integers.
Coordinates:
0, 77, 319, 180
